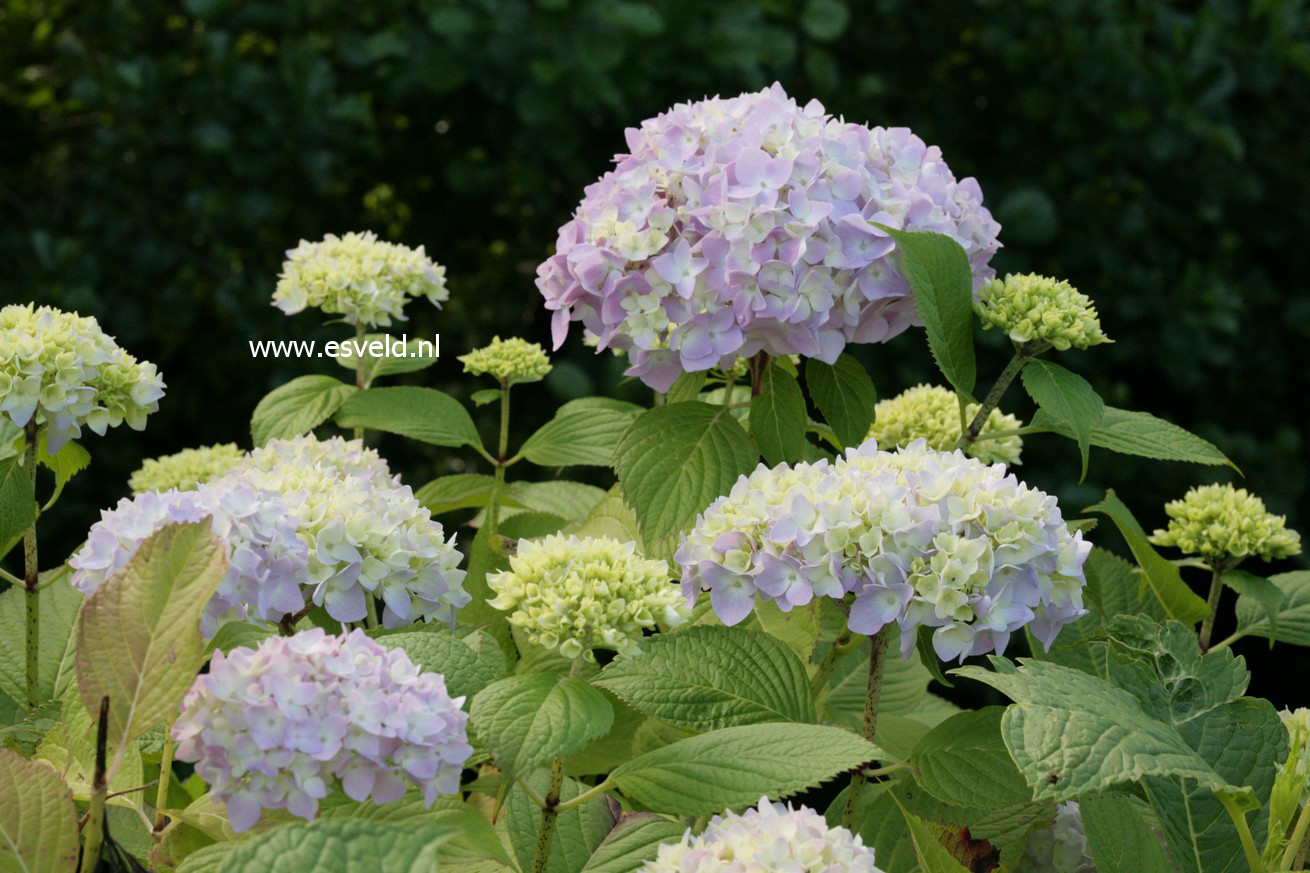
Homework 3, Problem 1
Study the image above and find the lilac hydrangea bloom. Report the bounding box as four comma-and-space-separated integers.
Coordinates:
537, 83, 1002, 390
676, 439, 1089, 662
173, 629, 471, 832
69, 476, 308, 637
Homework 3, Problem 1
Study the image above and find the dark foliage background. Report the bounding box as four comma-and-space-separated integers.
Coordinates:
3, 0, 1307, 699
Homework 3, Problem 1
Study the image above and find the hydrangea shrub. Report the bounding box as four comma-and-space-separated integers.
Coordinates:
0, 85, 1304, 873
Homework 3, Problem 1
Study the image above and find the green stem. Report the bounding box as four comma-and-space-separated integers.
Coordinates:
0, 566, 21, 587
80, 697, 110, 873
841, 627, 890, 828
530, 756, 565, 873
1208, 629, 1245, 653
1199, 564, 1226, 652
553, 778, 615, 813
1282, 799, 1310, 871
958, 351, 1028, 447
1218, 791, 1266, 873
353, 322, 367, 440
152, 719, 176, 836
748, 351, 769, 397
363, 594, 379, 630
486, 380, 511, 539
967, 425, 1050, 443
811, 631, 855, 697
23, 423, 40, 712
861, 762, 910, 779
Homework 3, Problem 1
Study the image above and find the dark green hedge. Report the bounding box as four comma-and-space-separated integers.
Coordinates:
3, 0, 1308, 568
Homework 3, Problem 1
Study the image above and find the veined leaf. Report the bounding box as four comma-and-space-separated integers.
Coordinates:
894, 800, 973, 873
750, 359, 808, 465
1080, 794, 1177, 873
335, 386, 483, 450
506, 770, 615, 873
665, 371, 708, 405
36, 433, 90, 509
0, 747, 81, 873
520, 404, 640, 467
204, 621, 274, 657
469, 674, 614, 779
1021, 359, 1104, 479
0, 578, 82, 707
332, 332, 439, 382
415, 474, 507, 515
379, 628, 505, 700
1221, 570, 1284, 646
0, 454, 35, 560
910, 707, 1032, 808
580, 814, 685, 873
250, 375, 356, 446
1033, 406, 1236, 470
1236, 571, 1310, 646
215, 819, 456, 873
804, 355, 877, 448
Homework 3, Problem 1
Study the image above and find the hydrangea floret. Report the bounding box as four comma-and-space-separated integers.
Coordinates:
70, 476, 309, 637
868, 383, 1024, 465
640, 796, 884, 872
273, 231, 449, 328
128, 443, 245, 494
676, 439, 1089, 661
173, 628, 471, 831
1149, 483, 1301, 564
487, 534, 688, 659
974, 273, 1109, 351
537, 82, 1002, 391
1018, 802, 1096, 873
458, 336, 553, 385
226, 434, 468, 626
0, 303, 166, 452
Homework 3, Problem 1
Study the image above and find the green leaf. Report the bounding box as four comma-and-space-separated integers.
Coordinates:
335, 386, 483, 450
34, 694, 145, 808
470, 388, 503, 407
894, 799, 973, 873
0, 578, 82, 707
594, 626, 817, 731
824, 627, 933, 725
1080, 794, 1177, 873
1033, 406, 1237, 470
569, 487, 642, 544
915, 625, 955, 688
506, 770, 615, 873
250, 375, 357, 446
750, 360, 808, 465
609, 723, 879, 815
614, 402, 757, 542
520, 404, 641, 467
804, 355, 877, 447
36, 434, 90, 510
1221, 570, 1283, 646
753, 598, 820, 664
1236, 571, 1310, 646
469, 674, 614, 779
580, 814, 685, 873
877, 226, 976, 400
1021, 359, 1104, 479
333, 332, 439, 382
216, 819, 456, 873
75, 522, 228, 764
414, 474, 513, 515
0, 455, 35, 560
910, 708, 1033, 807
1085, 490, 1210, 624
505, 480, 607, 523
318, 794, 512, 867
665, 371, 707, 405
203, 621, 274, 657
378, 628, 505, 700
0, 747, 81, 873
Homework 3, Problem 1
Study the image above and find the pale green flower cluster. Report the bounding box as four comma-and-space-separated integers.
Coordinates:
974, 273, 1109, 351
128, 443, 245, 494
487, 534, 688, 659
1149, 483, 1301, 563
458, 337, 552, 385
273, 231, 449, 328
0, 304, 165, 452
867, 383, 1024, 465
1280, 708, 1310, 785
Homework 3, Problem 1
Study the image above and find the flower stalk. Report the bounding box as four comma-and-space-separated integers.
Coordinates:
152, 719, 177, 837
1199, 562, 1229, 652
23, 421, 40, 712
957, 343, 1046, 449
841, 626, 890, 828
352, 321, 367, 440
79, 697, 111, 873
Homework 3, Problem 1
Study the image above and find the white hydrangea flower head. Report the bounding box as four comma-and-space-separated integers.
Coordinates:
173, 628, 471, 832
69, 476, 309, 637
868, 383, 1023, 465
677, 438, 1089, 662
1017, 802, 1096, 873
458, 336, 553, 385
273, 231, 449, 328
974, 273, 1109, 351
128, 443, 245, 494
641, 797, 883, 872
225, 434, 469, 627
0, 303, 165, 452
1149, 483, 1301, 564
487, 534, 688, 660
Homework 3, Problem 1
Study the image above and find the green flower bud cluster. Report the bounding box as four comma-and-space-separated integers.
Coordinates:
1150, 483, 1301, 563
128, 443, 245, 495
487, 534, 688, 660
1280, 708, 1310, 785
458, 336, 552, 385
975, 273, 1109, 351
273, 231, 449, 328
867, 384, 1024, 466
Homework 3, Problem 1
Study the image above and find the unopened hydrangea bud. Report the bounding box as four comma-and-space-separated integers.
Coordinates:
70, 476, 309, 637
975, 274, 1109, 351
1280, 709, 1310, 782
677, 439, 1088, 662
868, 384, 1023, 465
128, 443, 245, 494
487, 535, 687, 659
173, 629, 471, 832
0, 304, 165, 452
1018, 802, 1096, 873
226, 434, 469, 627
1149, 483, 1301, 564
641, 797, 884, 872
539, 82, 1001, 392
458, 336, 552, 385
273, 231, 449, 328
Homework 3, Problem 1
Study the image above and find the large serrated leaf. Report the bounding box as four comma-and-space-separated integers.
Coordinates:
595, 626, 816, 730
76, 522, 228, 769
378, 628, 505, 701
1080, 794, 1177, 873
215, 819, 456, 873
520, 404, 640, 467
614, 402, 757, 541
0, 454, 35, 560
0, 578, 82, 707
879, 227, 976, 400
333, 332, 438, 382
1236, 571, 1310, 646
804, 355, 877, 447
335, 386, 483, 450
505, 770, 615, 873
894, 799, 973, 873
609, 723, 879, 815
0, 747, 81, 873
750, 360, 808, 465
1033, 406, 1236, 469
470, 674, 614, 779
414, 474, 506, 515
250, 375, 357, 446
910, 707, 1032, 808
580, 814, 684, 873
1021, 359, 1104, 478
